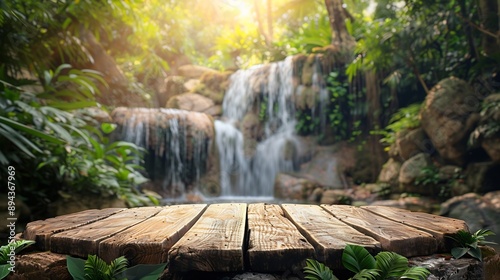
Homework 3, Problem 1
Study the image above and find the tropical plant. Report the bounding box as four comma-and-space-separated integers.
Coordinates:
66, 255, 167, 280
304, 244, 430, 280
0, 240, 36, 279
372, 103, 422, 148
0, 65, 155, 212
447, 229, 497, 261
304, 258, 338, 280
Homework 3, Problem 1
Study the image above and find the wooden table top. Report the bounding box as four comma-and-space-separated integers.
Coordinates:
22, 203, 468, 272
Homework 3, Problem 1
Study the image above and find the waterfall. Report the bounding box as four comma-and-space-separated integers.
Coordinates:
113, 107, 212, 196
217, 56, 301, 197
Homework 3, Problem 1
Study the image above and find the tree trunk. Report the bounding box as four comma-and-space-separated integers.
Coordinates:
253, 0, 272, 46
323, 0, 354, 47
266, 0, 273, 42
479, 0, 500, 56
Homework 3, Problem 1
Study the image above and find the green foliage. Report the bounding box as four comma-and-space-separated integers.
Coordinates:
469, 98, 500, 146
415, 165, 464, 199
304, 259, 338, 280
304, 244, 430, 280
0, 65, 155, 210
414, 166, 440, 187
373, 103, 421, 148
328, 71, 363, 142
67, 255, 167, 280
0, 240, 35, 279
295, 109, 321, 135
342, 243, 376, 273
447, 229, 497, 261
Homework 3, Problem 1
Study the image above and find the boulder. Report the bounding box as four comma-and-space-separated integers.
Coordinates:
166, 93, 215, 113
194, 71, 233, 105
158, 76, 186, 108
378, 158, 401, 186
398, 153, 432, 185
464, 162, 500, 193
177, 64, 218, 79
184, 78, 200, 92
420, 77, 480, 164
477, 93, 500, 161
395, 128, 432, 160
320, 189, 353, 205
440, 191, 500, 247
274, 173, 322, 201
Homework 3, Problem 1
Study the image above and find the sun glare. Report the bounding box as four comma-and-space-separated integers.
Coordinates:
220, 0, 253, 20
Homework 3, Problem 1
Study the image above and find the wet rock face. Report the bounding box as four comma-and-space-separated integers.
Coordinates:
111, 107, 215, 196
420, 77, 480, 165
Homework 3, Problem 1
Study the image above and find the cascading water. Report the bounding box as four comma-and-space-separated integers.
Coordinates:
112, 107, 212, 196
216, 56, 308, 197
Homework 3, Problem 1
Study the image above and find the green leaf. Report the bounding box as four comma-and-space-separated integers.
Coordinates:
303, 259, 338, 280
0, 264, 11, 280
400, 266, 430, 280
0, 116, 64, 144
46, 101, 97, 110
101, 123, 117, 134
66, 255, 86, 280
342, 244, 376, 273
468, 246, 482, 260
451, 247, 469, 259
375, 251, 408, 278
350, 269, 380, 280
109, 256, 128, 277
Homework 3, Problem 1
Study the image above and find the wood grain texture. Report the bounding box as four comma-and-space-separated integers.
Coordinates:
247, 203, 315, 271
50, 207, 162, 257
168, 203, 247, 272
361, 205, 468, 251
322, 205, 437, 257
282, 204, 380, 268
22, 208, 124, 250
99, 204, 207, 265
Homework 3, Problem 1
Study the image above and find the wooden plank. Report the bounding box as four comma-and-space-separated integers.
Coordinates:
246, 203, 315, 271
322, 205, 437, 257
22, 208, 124, 250
50, 207, 162, 257
99, 204, 207, 265
361, 206, 468, 251
168, 203, 247, 272
281, 204, 380, 269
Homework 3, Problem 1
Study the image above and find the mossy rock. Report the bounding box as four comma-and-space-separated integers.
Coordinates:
193, 71, 233, 105
301, 54, 316, 86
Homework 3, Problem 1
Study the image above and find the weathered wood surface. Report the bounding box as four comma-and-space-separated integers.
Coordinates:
361, 205, 469, 251
167, 203, 247, 272
247, 203, 315, 271
23, 208, 124, 250
22, 203, 470, 273
282, 204, 380, 268
50, 207, 162, 257
99, 204, 207, 265
322, 205, 437, 257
